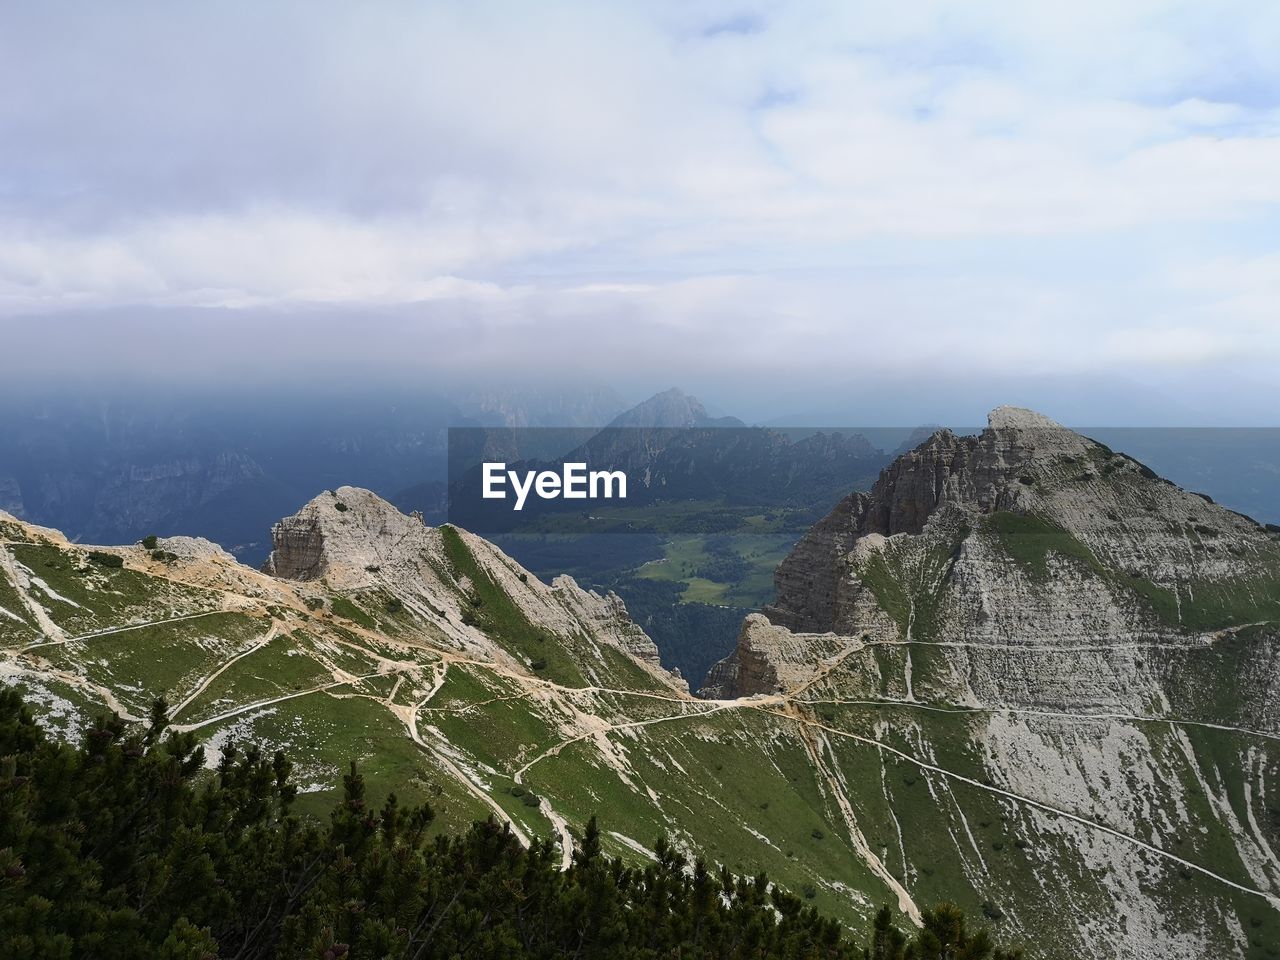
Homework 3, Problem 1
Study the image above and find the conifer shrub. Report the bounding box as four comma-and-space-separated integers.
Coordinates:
0, 689, 1023, 960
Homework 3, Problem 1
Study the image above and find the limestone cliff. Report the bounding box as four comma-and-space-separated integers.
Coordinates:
698, 407, 1280, 958
759, 406, 1277, 641
705, 406, 1280, 713
264, 486, 683, 690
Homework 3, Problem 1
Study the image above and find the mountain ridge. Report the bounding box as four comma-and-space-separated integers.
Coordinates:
701, 405, 1280, 956
4, 410, 1280, 957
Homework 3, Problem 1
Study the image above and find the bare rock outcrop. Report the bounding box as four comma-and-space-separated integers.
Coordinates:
704, 406, 1280, 705
700, 614, 846, 698
700, 614, 784, 698
263, 486, 683, 691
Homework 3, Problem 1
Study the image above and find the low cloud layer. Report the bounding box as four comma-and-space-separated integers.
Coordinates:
2, 1, 1278, 417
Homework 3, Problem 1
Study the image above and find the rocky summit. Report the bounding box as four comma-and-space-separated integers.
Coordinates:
707, 406, 1280, 695
3, 410, 1280, 959
262, 486, 676, 678
704, 407, 1280, 956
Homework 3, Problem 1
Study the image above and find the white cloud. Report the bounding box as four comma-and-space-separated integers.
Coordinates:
0, 0, 1278, 398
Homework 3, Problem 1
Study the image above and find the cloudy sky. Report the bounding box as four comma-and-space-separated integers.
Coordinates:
2, 1, 1278, 422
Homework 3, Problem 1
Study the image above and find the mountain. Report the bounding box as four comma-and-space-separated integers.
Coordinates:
0, 391, 464, 563
389, 389, 727, 528
704, 406, 1280, 956
1083, 426, 1280, 527
444, 390, 889, 687
453, 384, 628, 428
5, 412, 1280, 957
3, 485, 942, 937
450, 390, 886, 532
455, 427, 885, 528
891, 424, 946, 456
0, 385, 633, 566
606, 387, 744, 428
0, 488, 697, 855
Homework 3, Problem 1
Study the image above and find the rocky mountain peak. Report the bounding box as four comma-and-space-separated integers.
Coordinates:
856, 407, 1098, 538
693, 408, 1280, 957
758, 406, 1278, 638
986, 405, 1065, 431
608, 388, 741, 428
260, 485, 683, 689
262, 485, 429, 584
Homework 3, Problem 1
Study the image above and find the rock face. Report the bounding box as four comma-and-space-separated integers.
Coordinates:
264, 486, 683, 690
702, 406, 1280, 959
700, 613, 849, 699
263, 486, 423, 584
549, 574, 672, 674
761, 407, 1276, 639
717, 403, 1280, 703
701, 614, 783, 698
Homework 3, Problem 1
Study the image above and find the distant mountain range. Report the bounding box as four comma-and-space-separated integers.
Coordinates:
5, 386, 1277, 559
448, 406, 887, 532
0, 387, 625, 563
4, 385, 1280, 692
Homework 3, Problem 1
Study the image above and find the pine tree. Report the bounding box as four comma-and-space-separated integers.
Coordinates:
0, 688, 1023, 960
869, 905, 907, 960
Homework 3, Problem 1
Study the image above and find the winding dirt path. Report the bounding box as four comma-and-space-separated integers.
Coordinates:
512, 701, 738, 784
396, 693, 531, 846
171, 671, 385, 732
799, 695, 1280, 743
21, 609, 229, 652
171, 623, 278, 718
